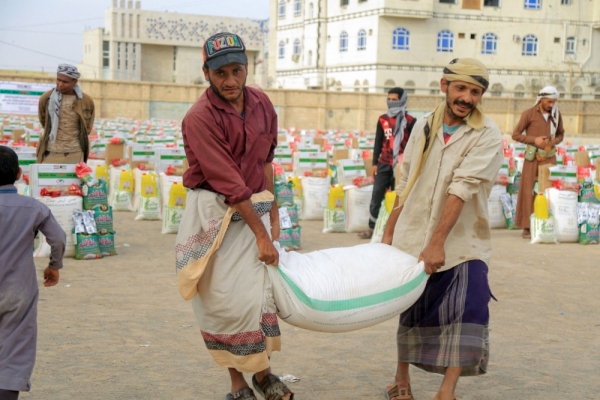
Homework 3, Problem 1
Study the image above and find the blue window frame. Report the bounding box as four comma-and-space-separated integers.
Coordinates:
481, 33, 498, 55
522, 34, 538, 56
524, 0, 541, 9
437, 30, 454, 52
293, 39, 301, 55
393, 28, 410, 50
279, 0, 286, 18
566, 36, 576, 55
278, 41, 285, 59
340, 31, 348, 52
357, 29, 367, 51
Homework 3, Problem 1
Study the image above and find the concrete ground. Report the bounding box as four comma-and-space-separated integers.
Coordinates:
23, 212, 600, 400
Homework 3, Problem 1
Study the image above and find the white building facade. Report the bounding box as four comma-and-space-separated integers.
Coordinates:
79, 0, 269, 86
270, 0, 600, 98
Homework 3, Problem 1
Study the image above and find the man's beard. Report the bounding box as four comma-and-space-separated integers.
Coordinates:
208, 78, 245, 103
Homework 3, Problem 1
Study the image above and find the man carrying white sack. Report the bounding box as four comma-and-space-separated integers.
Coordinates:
382, 58, 503, 400
176, 32, 293, 400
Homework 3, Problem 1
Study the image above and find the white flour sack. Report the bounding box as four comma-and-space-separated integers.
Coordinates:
546, 188, 578, 243
34, 196, 82, 258
488, 185, 507, 229
268, 243, 427, 333
344, 185, 373, 233
300, 177, 329, 220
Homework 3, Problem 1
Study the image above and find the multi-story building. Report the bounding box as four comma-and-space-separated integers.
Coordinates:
269, 0, 600, 98
79, 0, 269, 86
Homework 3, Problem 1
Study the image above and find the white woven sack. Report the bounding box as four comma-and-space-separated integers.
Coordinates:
545, 188, 578, 243
34, 196, 82, 258
300, 177, 329, 220
488, 185, 507, 229
268, 243, 427, 333
344, 185, 373, 233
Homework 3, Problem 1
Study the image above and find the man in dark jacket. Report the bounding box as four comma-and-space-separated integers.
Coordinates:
358, 87, 415, 239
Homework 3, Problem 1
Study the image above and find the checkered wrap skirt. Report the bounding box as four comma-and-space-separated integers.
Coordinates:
397, 260, 492, 376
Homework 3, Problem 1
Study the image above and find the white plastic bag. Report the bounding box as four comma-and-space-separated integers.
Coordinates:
34, 196, 82, 258
371, 199, 389, 243
530, 215, 557, 244
300, 177, 329, 220
344, 185, 373, 233
268, 243, 427, 333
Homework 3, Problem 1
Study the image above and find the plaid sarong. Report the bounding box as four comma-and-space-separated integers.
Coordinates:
397, 260, 492, 376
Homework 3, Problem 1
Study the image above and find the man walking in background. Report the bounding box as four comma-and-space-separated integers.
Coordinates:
512, 86, 564, 239
37, 64, 95, 164
358, 87, 415, 239
382, 58, 503, 400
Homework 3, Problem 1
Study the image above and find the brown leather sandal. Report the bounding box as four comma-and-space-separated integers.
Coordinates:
226, 387, 258, 400
252, 374, 294, 400
384, 382, 414, 400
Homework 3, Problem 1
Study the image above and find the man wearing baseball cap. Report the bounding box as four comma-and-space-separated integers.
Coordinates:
176, 33, 293, 400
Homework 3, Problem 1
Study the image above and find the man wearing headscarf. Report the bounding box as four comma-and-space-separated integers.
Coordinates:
512, 86, 564, 238
358, 87, 416, 239
37, 64, 95, 163
381, 58, 503, 400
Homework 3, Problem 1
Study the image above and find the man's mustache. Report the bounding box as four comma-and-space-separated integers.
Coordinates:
454, 100, 474, 109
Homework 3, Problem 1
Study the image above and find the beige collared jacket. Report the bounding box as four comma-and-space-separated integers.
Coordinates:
392, 113, 504, 272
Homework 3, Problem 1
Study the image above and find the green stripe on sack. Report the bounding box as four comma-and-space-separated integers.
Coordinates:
133, 151, 155, 156
19, 160, 36, 165
0, 89, 45, 96
275, 154, 292, 159
550, 171, 577, 178
277, 268, 427, 312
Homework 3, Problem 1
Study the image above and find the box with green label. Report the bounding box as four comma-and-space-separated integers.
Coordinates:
29, 164, 80, 198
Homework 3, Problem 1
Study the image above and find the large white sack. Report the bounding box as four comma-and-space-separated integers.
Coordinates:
546, 188, 578, 243
488, 185, 507, 229
300, 177, 329, 220
268, 243, 427, 333
344, 185, 373, 233
34, 196, 82, 258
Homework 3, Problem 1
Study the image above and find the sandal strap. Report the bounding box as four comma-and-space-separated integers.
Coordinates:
256, 374, 294, 400
231, 387, 258, 400
387, 383, 413, 400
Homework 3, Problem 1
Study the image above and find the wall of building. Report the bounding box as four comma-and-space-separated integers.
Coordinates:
2, 73, 598, 135
141, 44, 174, 83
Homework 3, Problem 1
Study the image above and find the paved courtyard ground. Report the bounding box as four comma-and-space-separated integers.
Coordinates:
24, 211, 599, 400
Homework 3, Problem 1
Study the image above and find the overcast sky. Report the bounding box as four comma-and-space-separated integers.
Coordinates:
0, 0, 270, 73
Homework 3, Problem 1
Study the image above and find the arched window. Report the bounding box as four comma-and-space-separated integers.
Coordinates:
405, 80, 415, 94
362, 79, 369, 92
278, 41, 285, 59
429, 81, 440, 95
572, 86, 582, 99
393, 28, 410, 50
293, 39, 301, 55
309, 2, 314, 18
294, 0, 302, 16
522, 35, 538, 56
481, 33, 498, 55
383, 79, 396, 91
358, 29, 367, 51
557, 85, 566, 98
491, 83, 503, 97
514, 84, 525, 98
354, 80, 361, 92
566, 36, 576, 55
335, 80, 342, 91
437, 30, 454, 52
307, 50, 313, 66
340, 31, 348, 52
278, 0, 286, 19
